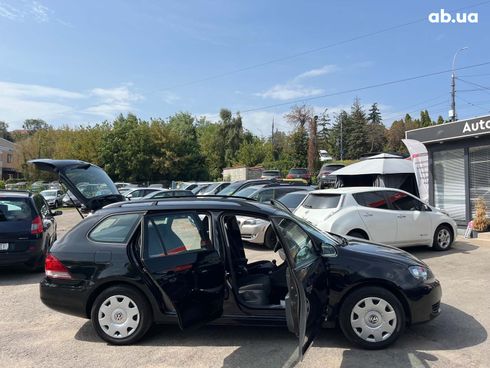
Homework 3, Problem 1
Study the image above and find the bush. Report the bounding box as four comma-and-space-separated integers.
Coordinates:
473, 197, 488, 232
0, 180, 5, 190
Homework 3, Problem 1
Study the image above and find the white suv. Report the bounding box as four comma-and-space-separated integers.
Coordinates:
294, 187, 458, 250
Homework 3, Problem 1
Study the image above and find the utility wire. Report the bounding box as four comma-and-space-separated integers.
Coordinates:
457, 78, 490, 92
240, 61, 490, 113
160, 0, 490, 91
457, 96, 490, 113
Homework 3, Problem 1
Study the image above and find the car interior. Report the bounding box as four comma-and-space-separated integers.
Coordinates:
222, 214, 288, 309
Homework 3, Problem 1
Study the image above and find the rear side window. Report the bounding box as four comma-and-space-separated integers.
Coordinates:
353, 192, 389, 209
89, 213, 141, 243
145, 212, 212, 258
386, 190, 424, 211
302, 194, 341, 209
0, 198, 33, 221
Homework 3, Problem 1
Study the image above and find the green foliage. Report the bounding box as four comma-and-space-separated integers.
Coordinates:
0, 121, 13, 141
0, 180, 5, 189
22, 119, 50, 133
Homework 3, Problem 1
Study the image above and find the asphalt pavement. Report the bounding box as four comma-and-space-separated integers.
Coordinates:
0, 209, 489, 368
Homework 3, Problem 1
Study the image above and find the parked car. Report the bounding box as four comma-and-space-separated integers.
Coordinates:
199, 182, 231, 195
294, 187, 457, 251
236, 185, 313, 249
218, 179, 275, 196
317, 163, 345, 189
114, 182, 136, 190
124, 188, 162, 200
286, 168, 311, 183
277, 191, 310, 211
40, 189, 64, 208
0, 190, 61, 270
319, 149, 333, 162
140, 189, 194, 199
261, 170, 282, 179
62, 190, 81, 207
191, 183, 213, 194
32, 158, 442, 355
148, 184, 164, 188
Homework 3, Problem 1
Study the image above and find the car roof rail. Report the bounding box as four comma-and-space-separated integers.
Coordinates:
103, 195, 258, 210
0, 189, 32, 195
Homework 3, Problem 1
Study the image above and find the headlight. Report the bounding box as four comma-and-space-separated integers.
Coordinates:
242, 219, 257, 226
408, 266, 430, 281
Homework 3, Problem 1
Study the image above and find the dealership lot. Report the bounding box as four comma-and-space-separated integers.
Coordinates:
1, 210, 489, 368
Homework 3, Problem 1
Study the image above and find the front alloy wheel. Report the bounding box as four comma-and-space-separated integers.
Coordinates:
339, 287, 405, 349
433, 225, 453, 251
91, 286, 152, 345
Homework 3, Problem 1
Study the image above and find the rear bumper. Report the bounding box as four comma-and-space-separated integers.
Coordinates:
0, 238, 44, 266
407, 279, 442, 324
40, 278, 90, 319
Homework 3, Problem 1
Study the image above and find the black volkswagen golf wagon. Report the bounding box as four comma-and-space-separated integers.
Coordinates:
31, 159, 442, 359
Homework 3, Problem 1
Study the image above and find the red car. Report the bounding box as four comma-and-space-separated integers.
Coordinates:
286, 168, 311, 183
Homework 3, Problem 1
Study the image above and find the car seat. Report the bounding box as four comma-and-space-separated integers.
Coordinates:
224, 216, 271, 306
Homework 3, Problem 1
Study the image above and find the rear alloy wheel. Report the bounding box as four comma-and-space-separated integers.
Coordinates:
432, 225, 453, 251
91, 286, 152, 345
339, 287, 405, 349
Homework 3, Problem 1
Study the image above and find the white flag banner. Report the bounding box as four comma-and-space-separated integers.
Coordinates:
402, 139, 429, 203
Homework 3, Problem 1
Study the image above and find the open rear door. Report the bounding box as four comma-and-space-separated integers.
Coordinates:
271, 217, 329, 361
29, 159, 124, 212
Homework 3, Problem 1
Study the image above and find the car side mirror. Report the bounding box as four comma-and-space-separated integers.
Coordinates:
52, 210, 63, 216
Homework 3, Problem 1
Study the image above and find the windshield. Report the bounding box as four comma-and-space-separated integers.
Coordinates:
234, 186, 260, 198
64, 165, 119, 199
290, 169, 307, 174
218, 182, 242, 195
41, 190, 57, 197
263, 171, 280, 176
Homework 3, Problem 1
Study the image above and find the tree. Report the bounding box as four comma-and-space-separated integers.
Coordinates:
285, 105, 314, 129
317, 109, 331, 151
22, 119, 49, 133
0, 121, 12, 141
236, 136, 268, 167
219, 109, 244, 167
287, 125, 308, 168
420, 110, 433, 127
367, 103, 386, 152
307, 115, 319, 173
437, 115, 445, 125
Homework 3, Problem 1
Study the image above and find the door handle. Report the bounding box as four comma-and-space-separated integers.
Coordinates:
397, 215, 406, 218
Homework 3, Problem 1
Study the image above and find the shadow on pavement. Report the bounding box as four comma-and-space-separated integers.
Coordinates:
75, 303, 486, 368
0, 267, 44, 286
409, 241, 479, 261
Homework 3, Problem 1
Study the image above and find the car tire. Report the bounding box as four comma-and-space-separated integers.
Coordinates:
347, 230, 369, 240
264, 226, 277, 250
91, 285, 153, 345
339, 286, 405, 349
432, 225, 453, 251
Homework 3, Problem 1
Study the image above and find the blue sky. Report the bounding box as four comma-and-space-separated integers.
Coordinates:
0, 0, 489, 134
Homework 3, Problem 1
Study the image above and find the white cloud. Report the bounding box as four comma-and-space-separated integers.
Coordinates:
161, 91, 180, 104
0, 2, 21, 20
84, 85, 144, 119
256, 84, 324, 101
30, 1, 50, 23
256, 64, 338, 101
294, 64, 338, 81
0, 81, 85, 99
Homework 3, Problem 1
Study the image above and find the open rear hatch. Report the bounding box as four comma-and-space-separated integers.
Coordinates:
29, 159, 124, 212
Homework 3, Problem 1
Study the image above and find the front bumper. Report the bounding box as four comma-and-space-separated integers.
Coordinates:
240, 222, 268, 245
406, 278, 442, 324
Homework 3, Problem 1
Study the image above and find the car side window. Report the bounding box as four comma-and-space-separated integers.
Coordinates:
353, 192, 389, 209
275, 218, 317, 268
89, 213, 141, 243
386, 191, 425, 211
256, 189, 273, 202
145, 212, 212, 258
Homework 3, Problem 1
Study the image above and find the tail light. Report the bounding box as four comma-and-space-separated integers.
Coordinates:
31, 216, 43, 235
45, 254, 72, 279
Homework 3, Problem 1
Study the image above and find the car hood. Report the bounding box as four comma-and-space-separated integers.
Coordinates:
338, 238, 426, 266
29, 159, 124, 212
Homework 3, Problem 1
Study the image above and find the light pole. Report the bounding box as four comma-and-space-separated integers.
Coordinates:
450, 47, 469, 122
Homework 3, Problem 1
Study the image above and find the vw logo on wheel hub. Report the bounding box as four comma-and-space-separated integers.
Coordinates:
369, 315, 379, 324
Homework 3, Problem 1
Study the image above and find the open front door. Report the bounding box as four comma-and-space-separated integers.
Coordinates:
141, 211, 225, 329
271, 217, 329, 361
